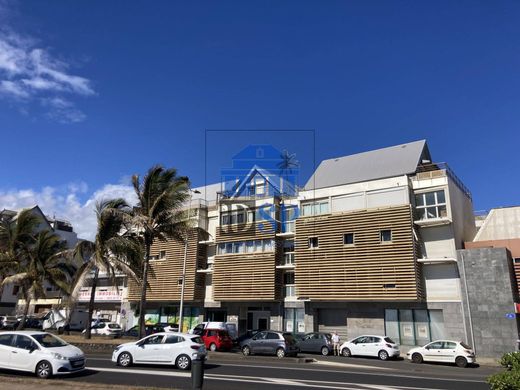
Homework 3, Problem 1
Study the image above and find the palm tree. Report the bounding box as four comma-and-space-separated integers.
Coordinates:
70, 199, 143, 339
0, 209, 40, 308
130, 165, 189, 338
277, 149, 299, 197
2, 230, 74, 330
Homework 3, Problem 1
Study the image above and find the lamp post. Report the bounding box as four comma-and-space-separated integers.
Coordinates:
178, 188, 201, 332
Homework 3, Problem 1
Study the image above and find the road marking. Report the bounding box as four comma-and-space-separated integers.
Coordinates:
89, 366, 190, 377
314, 360, 392, 370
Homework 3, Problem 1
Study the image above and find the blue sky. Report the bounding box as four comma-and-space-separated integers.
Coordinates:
0, 1, 519, 238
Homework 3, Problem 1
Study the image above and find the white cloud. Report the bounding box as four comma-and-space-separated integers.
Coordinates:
0, 4, 95, 123
0, 182, 137, 241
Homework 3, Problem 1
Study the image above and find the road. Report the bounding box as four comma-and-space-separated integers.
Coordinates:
0, 351, 498, 390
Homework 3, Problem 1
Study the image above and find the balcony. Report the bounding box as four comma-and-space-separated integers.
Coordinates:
276, 253, 295, 269
276, 221, 295, 237
284, 284, 296, 299
196, 264, 214, 274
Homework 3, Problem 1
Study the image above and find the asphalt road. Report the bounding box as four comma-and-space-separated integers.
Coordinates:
0, 351, 499, 390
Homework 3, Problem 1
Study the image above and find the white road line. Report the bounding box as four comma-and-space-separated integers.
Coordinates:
314, 360, 393, 370
90, 366, 190, 377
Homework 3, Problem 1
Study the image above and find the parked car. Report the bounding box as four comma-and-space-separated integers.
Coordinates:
112, 332, 206, 370
406, 340, 476, 368
123, 324, 164, 337
82, 322, 122, 337
240, 330, 299, 358
201, 328, 233, 351
235, 329, 263, 345
23, 315, 44, 329
0, 316, 19, 329
0, 331, 85, 379
297, 332, 333, 356
190, 322, 238, 340
340, 335, 400, 360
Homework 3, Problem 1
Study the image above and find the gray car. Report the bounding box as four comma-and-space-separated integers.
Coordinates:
240, 331, 299, 358
297, 332, 333, 355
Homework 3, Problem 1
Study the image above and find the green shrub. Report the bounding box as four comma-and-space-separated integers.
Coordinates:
488, 370, 520, 390
499, 352, 520, 370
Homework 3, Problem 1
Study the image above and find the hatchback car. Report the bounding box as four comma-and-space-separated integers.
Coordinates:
297, 332, 333, 355
340, 335, 400, 360
1, 316, 19, 329
240, 331, 299, 358
112, 332, 206, 370
407, 340, 476, 368
82, 322, 122, 337
201, 328, 233, 351
0, 331, 85, 378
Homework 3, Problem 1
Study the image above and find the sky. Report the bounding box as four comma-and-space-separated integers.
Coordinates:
0, 0, 519, 239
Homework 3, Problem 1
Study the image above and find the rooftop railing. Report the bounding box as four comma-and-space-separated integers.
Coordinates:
415, 162, 472, 200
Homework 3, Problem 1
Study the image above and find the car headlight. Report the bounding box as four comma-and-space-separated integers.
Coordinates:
51, 352, 68, 361
114, 346, 122, 352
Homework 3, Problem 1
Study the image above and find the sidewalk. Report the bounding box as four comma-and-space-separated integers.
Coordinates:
0, 375, 166, 390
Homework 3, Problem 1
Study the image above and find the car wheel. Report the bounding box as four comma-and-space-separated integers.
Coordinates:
176, 354, 191, 370
411, 353, 423, 364
378, 350, 389, 361
36, 360, 52, 379
242, 345, 251, 356
321, 346, 330, 356
342, 348, 351, 357
117, 352, 133, 367
276, 348, 286, 358
455, 356, 468, 368
209, 343, 217, 352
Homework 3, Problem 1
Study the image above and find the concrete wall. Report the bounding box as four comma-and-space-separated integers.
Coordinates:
457, 248, 520, 360
474, 207, 520, 241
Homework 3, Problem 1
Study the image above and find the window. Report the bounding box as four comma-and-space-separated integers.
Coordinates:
309, 237, 319, 249
514, 258, 520, 264
428, 341, 444, 349
144, 335, 164, 345
301, 200, 329, 216
218, 239, 275, 254
220, 210, 248, 225
283, 272, 295, 285
14, 335, 36, 350
0, 334, 13, 346
443, 341, 456, 349
12, 285, 19, 295
263, 239, 274, 252
415, 190, 447, 220
266, 332, 280, 340
159, 250, 166, 259
343, 233, 354, 245
380, 230, 392, 243
165, 335, 183, 344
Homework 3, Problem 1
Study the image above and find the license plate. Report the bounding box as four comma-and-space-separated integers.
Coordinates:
71, 360, 84, 367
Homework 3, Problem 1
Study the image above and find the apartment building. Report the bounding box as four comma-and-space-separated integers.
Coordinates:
128, 140, 477, 347
0, 206, 78, 315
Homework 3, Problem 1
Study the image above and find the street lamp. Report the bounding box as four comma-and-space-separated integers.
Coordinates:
178, 188, 201, 332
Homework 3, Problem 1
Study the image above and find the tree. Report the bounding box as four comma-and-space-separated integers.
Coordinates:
69, 199, 143, 339
130, 165, 189, 338
277, 149, 299, 197
2, 229, 74, 330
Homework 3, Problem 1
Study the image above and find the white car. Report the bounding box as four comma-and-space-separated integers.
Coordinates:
0, 331, 85, 379
339, 335, 400, 360
112, 332, 206, 370
406, 340, 476, 367
82, 321, 122, 336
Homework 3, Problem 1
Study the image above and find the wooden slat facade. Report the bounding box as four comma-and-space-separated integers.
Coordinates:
127, 228, 207, 302
213, 220, 280, 301
295, 205, 422, 301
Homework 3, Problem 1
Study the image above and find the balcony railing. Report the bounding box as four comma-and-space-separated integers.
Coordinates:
282, 253, 295, 266
281, 221, 295, 233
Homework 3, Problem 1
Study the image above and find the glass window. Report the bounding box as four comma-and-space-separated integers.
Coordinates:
247, 211, 255, 223
309, 237, 319, 248
236, 211, 245, 224
144, 335, 164, 345
165, 335, 182, 344
380, 230, 392, 243
444, 342, 456, 349
222, 213, 230, 225
283, 272, 295, 285
218, 243, 226, 254
32, 334, 67, 348
0, 334, 13, 346
255, 240, 263, 252
225, 243, 233, 254
301, 200, 329, 216
384, 309, 399, 343
14, 335, 35, 350
343, 233, 354, 245
246, 241, 255, 253
266, 332, 279, 340
302, 204, 312, 216
235, 242, 244, 253
253, 331, 267, 340
428, 341, 444, 349
415, 190, 447, 220
263, 239, 273, 252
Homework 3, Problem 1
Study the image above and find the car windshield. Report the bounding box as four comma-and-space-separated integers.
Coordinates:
384, 337, 396, 344
460, 342, 472, 349
32, 333, 68, 348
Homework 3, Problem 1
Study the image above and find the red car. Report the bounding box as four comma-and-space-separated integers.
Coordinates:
202, 328, 233, 351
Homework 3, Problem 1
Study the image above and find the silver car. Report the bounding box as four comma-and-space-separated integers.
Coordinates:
240, 331, 299, 358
